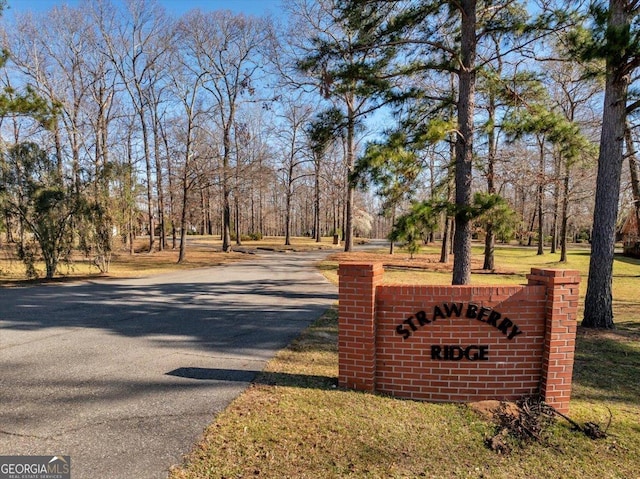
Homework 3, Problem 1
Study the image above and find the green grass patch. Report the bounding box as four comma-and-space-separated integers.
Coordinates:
320, 243, 640, 322
170, 305, 640, 479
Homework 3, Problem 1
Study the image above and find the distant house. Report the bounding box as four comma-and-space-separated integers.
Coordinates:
621, 209, 640, 258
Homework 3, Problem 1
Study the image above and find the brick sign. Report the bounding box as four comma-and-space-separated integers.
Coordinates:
338, 263, 580, 413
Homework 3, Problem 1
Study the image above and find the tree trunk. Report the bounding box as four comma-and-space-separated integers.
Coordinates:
452, 0, 477, 285
235, 150, 242, 245
560, 165, 570, 263
314, 155, 321, 242
126, 131, 136, 255
537, 182, 544, 255
625, 125, 640, 237
483, 224, 495, 270
551, 193, 559, 254
200, 189, 206, 235
344, 104, 356, 252
483, 94, 496, 271
153, 114, 165, 251
258, 175, 264, 237
178, 159, 190, 263
551, 152, 561, 255
583, 0, 630, 329
178, 195, 188, 264
389, 208, 396, 255
527, 208, 536, 246
160, 120, 177, 250
440, 214, 451, 264
285, 183, 292, 246
54, 127, 64, 181
442, 127, 455, 265
139, 113, 155, 253
235, 194, 242, 245
178, 106, 195, 263
45, 257, 56, 280
222, 126, 232, 252
537, 136, 545, 256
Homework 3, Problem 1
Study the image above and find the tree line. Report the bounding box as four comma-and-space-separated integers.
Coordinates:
0, 0, 639, 329
0, 0, 360, 272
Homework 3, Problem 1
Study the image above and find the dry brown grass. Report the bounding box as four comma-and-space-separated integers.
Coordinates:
0, 235, 342, 286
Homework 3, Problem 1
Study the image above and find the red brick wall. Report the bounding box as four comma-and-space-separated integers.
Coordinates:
338, 263, 580, 413
338, 262, 384, 391
528, 268, 581, 413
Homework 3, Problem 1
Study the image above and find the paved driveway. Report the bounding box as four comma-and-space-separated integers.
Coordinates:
0, 250, 337, 478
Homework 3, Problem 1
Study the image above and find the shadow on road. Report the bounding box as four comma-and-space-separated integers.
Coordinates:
166, 366, 337, 390
0, 251, 338, 478
0, 253, 337, 356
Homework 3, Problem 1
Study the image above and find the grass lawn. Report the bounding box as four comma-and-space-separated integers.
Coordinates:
169, 243, 640, 479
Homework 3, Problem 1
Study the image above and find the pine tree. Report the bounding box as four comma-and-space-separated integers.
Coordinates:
352, 131, 423, 254
571, 0, 640, 329
307, 108, 345, 242
295, 0, 397, 251
339, 0, 532, 283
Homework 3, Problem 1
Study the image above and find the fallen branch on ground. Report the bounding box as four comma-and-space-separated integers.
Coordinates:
485, 397, 609, 454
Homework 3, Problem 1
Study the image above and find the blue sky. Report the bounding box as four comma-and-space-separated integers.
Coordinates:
4, 0, 283, 18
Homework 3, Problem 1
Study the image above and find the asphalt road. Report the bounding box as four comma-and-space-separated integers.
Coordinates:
0, 250, 337, 479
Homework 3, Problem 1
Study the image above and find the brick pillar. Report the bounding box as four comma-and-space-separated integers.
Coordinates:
338, 262, 384, 392
527, 268, 581, 413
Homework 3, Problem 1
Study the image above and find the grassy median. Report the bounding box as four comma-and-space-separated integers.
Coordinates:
169, 245, 640, 479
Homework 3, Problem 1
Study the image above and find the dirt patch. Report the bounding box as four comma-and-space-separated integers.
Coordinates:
469, 400, 520, 421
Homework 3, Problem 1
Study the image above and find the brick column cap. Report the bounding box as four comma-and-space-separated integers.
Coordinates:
527, 268, 581, 285
338, 262, 384, 277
